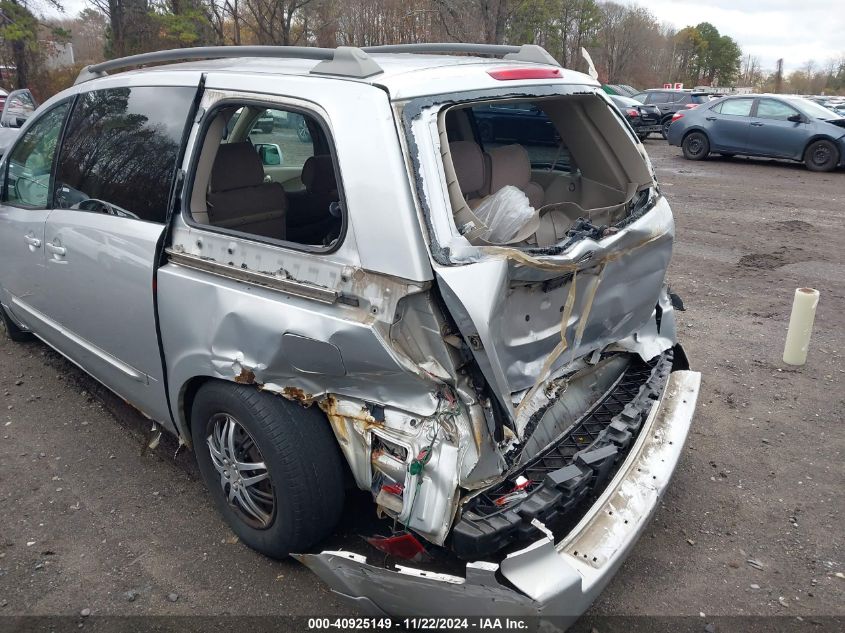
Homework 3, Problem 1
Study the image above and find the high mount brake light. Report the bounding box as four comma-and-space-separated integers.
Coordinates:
487, 67, 563, 81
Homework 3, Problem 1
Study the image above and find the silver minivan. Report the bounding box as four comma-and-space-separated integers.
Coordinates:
0, 44, 700, 625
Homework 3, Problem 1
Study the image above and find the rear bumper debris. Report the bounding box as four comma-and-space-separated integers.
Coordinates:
296, 366, 701, 629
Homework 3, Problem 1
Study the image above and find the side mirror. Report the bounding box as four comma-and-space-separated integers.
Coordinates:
255, 143, 283, 166
787, 113, 804, 123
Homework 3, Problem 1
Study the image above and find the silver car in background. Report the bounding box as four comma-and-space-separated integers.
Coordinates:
0, 44, 700, 627
667, 93, 845, 171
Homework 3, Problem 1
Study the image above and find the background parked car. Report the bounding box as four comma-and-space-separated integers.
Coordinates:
631, 89, 718, 138
473, 101, 560, 146
666, 94, 845, 172
609, 94, 663, 140
0, 89, 38, 156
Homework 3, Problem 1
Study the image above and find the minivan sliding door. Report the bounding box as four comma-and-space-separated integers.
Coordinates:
38, 84, 198, 425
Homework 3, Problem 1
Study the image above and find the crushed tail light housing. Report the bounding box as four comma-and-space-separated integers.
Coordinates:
365, 532, 427, 561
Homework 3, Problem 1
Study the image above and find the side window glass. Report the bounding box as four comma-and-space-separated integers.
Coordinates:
472, 100, 571, 171
757, 99, 799, 121
711, 102, 723, 114
720, 99, 754, 117
55, 86, 195, 223
190, 104, 343, 248
3, 102, 69, 209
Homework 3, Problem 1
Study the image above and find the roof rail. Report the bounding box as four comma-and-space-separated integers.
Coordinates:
361, 43, 560, 67
74, 45, 383, 85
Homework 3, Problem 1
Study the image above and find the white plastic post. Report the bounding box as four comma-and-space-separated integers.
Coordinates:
783, 288, 820, 366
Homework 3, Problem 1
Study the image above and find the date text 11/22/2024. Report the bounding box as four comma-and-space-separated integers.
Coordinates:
307, 617, 530, 630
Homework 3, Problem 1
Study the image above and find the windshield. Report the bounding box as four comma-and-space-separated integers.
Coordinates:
788, 97, 840, 119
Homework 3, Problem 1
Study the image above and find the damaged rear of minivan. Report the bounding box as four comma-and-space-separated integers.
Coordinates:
300, 76, 701, 626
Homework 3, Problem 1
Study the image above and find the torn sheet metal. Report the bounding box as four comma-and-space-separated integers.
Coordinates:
298, 370, 700, 630
434, 201, 674, 421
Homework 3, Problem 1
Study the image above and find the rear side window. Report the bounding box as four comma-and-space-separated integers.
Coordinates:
186, 102, 344, 249
715, 98, 754, 117
54, 86, 194, 223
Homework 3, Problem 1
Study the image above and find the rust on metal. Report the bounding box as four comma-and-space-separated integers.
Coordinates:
234, 367, 256, 384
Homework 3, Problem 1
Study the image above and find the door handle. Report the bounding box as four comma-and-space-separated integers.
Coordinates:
23, 235, 41, 248
705, 116, 717, 121
751, 122, 764, 127
46, 242, 66, 256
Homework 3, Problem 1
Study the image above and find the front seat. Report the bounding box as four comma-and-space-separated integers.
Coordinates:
207, 142, 287, 240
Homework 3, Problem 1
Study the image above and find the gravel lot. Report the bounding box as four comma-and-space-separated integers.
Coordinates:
0, 141, 843, 628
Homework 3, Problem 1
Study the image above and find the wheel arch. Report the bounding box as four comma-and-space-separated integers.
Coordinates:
802, 134, 841, 158
681, 126, 711, 144
176, 374, 216, 448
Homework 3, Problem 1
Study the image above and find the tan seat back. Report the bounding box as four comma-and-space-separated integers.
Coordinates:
449, 141, 486, 204
207, 142, 287, 240
488, 144, 544, 209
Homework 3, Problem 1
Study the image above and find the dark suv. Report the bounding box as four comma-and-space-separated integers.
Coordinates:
632, 89, 717, 138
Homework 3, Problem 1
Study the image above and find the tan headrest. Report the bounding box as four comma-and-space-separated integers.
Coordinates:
489, 144, 531, 193
302, 155, 337, 194
210, 142, 265, 192
449, 141, 485, 195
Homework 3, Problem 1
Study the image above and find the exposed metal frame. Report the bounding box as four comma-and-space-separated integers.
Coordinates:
164, 249, 339, 304
75, 43, 561, 85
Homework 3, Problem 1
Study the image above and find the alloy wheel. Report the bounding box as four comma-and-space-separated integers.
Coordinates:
206, 413, 275, 528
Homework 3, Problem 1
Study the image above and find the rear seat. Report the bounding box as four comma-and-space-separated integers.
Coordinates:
487, 144, 545, 209
285, 154, 340, 244
206, 142, 287, 240
448, 140, 541, 244
449, 140, 487, 206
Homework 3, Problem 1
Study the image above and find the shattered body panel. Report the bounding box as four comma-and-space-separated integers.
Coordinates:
299, 369, 701, 629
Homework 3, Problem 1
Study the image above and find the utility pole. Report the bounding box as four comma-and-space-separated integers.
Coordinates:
775, 58, 783, 94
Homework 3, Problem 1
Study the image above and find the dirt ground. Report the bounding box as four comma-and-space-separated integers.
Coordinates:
0, 141, 843, 627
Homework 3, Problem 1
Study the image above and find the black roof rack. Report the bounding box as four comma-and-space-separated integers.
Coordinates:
361, 43, 560, 67
74, 45, 383, 85
74, 42, 560, 85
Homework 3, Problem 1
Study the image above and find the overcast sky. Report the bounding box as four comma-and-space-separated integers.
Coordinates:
626, 0, 843, 72
38, 0, 844, 73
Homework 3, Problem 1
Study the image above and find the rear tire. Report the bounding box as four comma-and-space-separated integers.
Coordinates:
637, 132, 649, 141
0, 305, 33, 342
661, 118, 672, 139
191, 381, 345, 559
682, 132, 710, 161
804, 139, 838, 172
